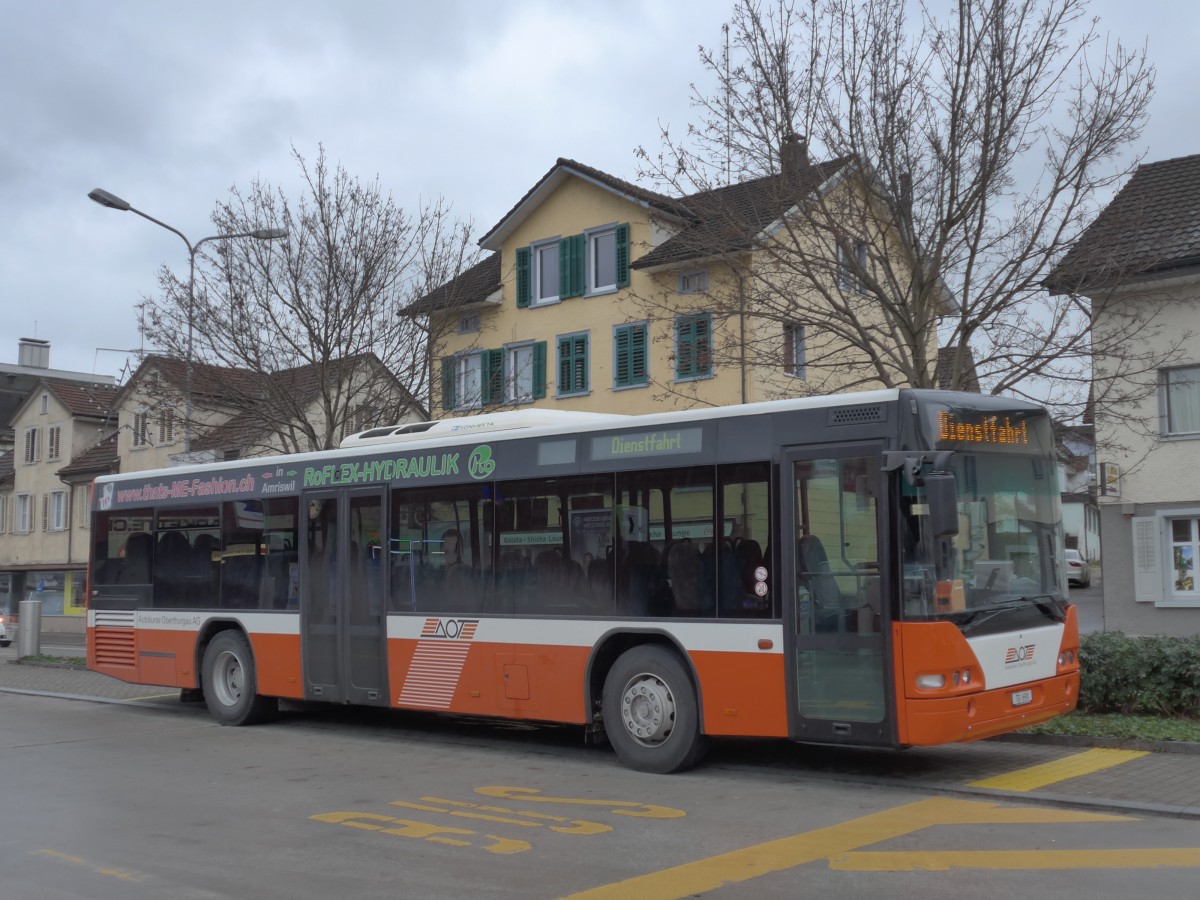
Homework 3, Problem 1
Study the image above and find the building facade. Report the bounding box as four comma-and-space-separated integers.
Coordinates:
0, 378, 118, 622
1048, 153, 1200, 635
417, 149, 937, 417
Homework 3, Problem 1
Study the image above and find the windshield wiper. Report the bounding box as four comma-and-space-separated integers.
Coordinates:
958, 607, 1011, 635
1013, 593, 1068, 623
958, 594, 1066, 635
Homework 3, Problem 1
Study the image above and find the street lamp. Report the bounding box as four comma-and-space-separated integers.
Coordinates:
87, 188, 287, 455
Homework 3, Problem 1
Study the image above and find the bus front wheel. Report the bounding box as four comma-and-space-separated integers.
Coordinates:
602, 645, 707, 773
201, 630, 277, 726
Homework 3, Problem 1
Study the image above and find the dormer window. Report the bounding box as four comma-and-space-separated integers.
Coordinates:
516, 224, 629, 308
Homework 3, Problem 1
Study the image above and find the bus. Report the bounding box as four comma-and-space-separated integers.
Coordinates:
87, 389, 1080, 773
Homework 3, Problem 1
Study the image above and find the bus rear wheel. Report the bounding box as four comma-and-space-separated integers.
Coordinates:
201, 630, 277, 726
602, 645, 707, 773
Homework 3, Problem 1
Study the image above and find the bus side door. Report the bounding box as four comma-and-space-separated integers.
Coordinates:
785, 445, 894, 746
301, 488, 388, 706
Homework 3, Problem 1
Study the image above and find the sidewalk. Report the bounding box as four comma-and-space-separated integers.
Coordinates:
2, 649, 1199, 819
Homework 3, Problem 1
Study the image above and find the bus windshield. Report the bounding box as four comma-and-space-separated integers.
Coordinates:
900, 449, 1065, 625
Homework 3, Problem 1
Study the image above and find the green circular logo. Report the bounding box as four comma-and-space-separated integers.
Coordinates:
468, 445, 495, 479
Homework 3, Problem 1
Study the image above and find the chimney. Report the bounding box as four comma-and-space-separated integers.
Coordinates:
18, 337, 50, 369
781, 132, 808, 181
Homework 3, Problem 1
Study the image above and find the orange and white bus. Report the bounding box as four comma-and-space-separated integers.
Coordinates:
87, 389, 1079, 772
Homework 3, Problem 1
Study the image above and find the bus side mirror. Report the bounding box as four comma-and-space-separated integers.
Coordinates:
925, 471, 959, 538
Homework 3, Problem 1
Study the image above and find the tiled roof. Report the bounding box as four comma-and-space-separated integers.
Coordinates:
415, 153, 857, 309
478, 158, 693, 249
44, 380, 119, 420
1046, 153, 1200, 292
406, 253, 502, 314
632, 157, 855, 270
138, 355, 262, 402
57, 431, 119, 479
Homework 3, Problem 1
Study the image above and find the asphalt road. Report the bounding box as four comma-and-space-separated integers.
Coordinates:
2, 680, 1200, 900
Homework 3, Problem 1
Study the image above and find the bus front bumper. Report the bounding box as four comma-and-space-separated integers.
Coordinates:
902, 671, 1080, 746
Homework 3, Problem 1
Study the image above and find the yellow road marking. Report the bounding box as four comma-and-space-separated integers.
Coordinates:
832, 849, 1200, 870
967, 748, 1148, 792
475, 787, 685, 818
559, 798, 1129, 900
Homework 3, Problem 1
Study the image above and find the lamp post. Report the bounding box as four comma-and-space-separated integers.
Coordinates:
87, 188, 287, 455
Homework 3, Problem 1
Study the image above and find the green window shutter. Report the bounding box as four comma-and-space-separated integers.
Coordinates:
558, 337, 573, 393
695, 315, 711, 376
559, 234, 585, 299
558, 335, 588, 394
615, 328, 629, 386
675, 318, 694, 379
481, 349, 503, 404
533, 341, 547, 399
441, 358, 455, 410
614, 324, 647, 387
516, 246, 531, 308
615, 223, 630, 288
676, 314, 711, 379
629, 325, 646, 383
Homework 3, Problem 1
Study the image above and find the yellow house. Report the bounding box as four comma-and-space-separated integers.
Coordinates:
0, 379, 118, 619
416, 142, 935, 417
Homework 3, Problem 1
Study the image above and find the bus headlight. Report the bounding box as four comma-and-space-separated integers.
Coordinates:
916, 674, 946, 690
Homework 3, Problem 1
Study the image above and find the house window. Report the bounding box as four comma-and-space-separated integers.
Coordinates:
457, 314, 481, 334
837, 240, 869, 292
47, 424, 62, 462
0, 496, 6, 533
48, 491, 67, 532
675, 313, 713, 381
158, 411, 175, 446
557, 333, 589, 396
132, 412, 150, 449
40, 393, 48, 414
78, 489, 90, 529
679, 269, 709, 294
340, 405, 374, 439
784, 324, 807, 378
534, 240, 560, 305
517, 224, 629, 308
1165, 366, 1200, 436
22, 427, 39, 464
1170, 517, 1200, 596
443, 344, 546, 410
15, 494, 32, 534
454, 353, 483, 410
614, 323, 648, 388
506, 343, 536, 403
588, 227, 617, 294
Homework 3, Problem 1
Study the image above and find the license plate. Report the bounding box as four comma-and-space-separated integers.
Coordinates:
1012, 689, 1033, 707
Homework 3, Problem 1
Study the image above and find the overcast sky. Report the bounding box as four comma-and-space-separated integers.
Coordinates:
2, 0, 1196, 381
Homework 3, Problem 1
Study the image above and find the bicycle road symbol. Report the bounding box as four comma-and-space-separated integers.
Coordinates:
468, 446, 495, 479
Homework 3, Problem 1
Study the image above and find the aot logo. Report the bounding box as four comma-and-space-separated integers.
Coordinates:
1004, 644, 1036, 665
419, 618, 479, 640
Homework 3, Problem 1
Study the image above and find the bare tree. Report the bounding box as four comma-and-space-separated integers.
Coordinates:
633, 0, 1178, 424
140, 146, 479, 453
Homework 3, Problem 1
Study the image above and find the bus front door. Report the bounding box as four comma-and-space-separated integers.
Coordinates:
786, 447, 893, 746
301, 489, 388, 706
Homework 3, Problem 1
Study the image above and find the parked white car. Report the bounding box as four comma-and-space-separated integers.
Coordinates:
0, 611, 10, 647
1065, 549, 1091, 587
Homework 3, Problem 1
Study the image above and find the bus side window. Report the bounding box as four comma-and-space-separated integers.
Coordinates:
117, 532, 153, 585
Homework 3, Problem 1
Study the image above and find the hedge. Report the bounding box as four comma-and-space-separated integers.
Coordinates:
1078, 632, 1200, 716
